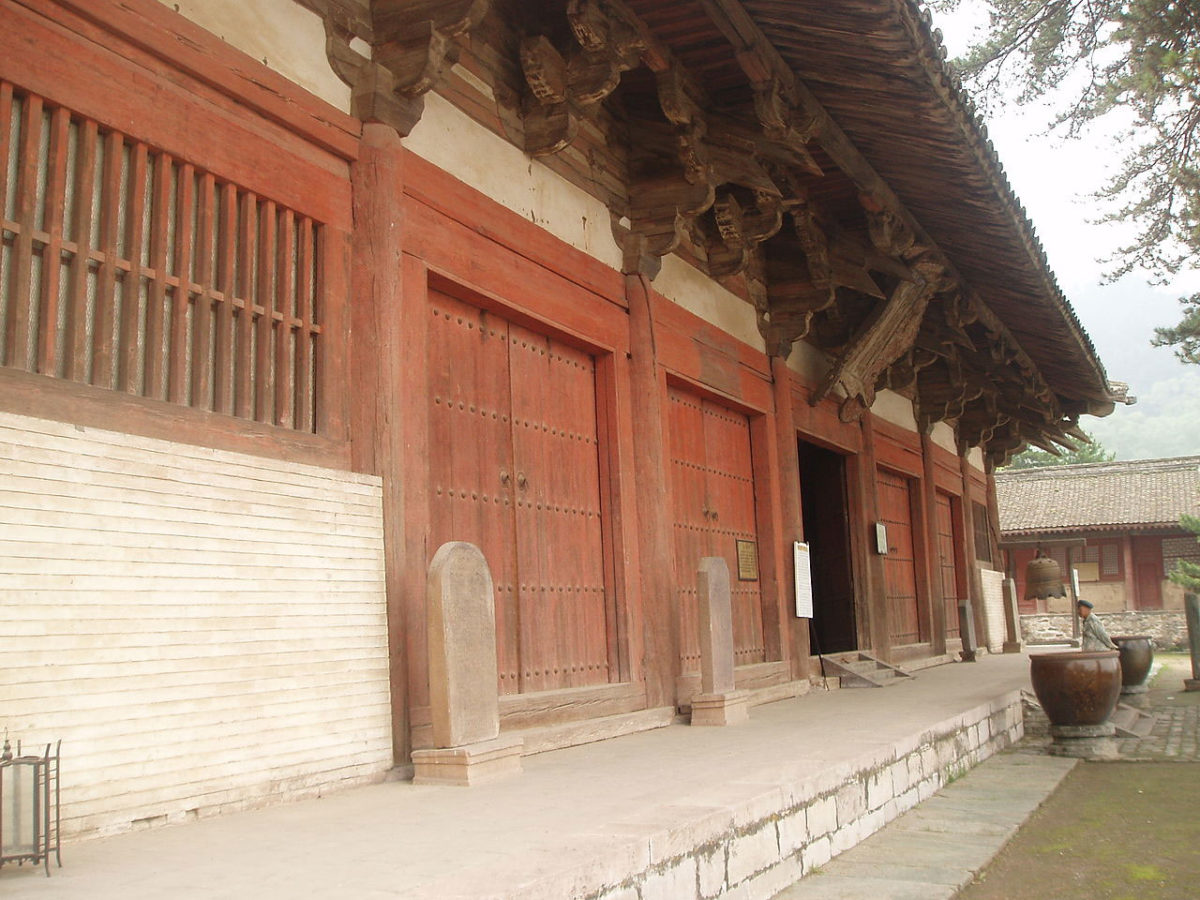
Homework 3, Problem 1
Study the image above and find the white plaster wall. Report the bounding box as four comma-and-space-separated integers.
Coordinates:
655, 255, 766, 353
0, 412, 391, 839
159, 0, 352, 111
785, 338, 831, 388
931, 422, 957, 455
406, 93, 626, 271
1075, 581, 1126, 614
871, 390, 918, 432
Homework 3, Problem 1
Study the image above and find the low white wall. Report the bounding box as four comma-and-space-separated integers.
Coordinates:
588, 691, 1024, 900
0, 412, 392, 839
980, 568, 1007, 653
1021, 611, 1189, 651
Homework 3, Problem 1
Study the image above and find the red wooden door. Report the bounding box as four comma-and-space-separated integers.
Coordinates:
1133, 537, 1164, 610
878, 469, 924, 646
1136, 562, 1163, 610
668, 386, 766, 673
427, 290, 613, 694
934, 491, 962, 640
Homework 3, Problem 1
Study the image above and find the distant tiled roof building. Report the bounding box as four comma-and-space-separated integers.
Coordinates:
996, 457, 1200, 613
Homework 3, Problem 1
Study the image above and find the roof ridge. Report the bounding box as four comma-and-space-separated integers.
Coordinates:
996, 456, 1200, 479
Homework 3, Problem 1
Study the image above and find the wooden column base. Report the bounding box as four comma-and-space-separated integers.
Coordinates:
411, 735, 524, 786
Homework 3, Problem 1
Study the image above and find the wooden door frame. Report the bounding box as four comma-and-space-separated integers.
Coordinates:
397, 220, 643, 745
876, 464, 930, 648
662, 372, 788, 684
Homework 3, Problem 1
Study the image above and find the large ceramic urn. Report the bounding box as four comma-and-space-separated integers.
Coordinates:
1112, 635, 1154, 694
1029, 650, 1122, 727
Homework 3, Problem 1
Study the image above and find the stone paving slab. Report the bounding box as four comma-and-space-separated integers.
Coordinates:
772, 873, 955, 900
771, 753, 1078, 900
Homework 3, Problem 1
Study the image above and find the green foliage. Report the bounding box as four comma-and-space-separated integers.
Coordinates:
1004, 431, 1115, 469
1152, 292, 1200, 364
1169, 513, 1200, 592
932, 0, 1200, 361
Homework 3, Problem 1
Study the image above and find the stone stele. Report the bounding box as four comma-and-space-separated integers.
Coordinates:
413, 541, 522, 785
691, 556, 749, 726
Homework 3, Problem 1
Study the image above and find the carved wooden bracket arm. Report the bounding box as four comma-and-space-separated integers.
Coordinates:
322, 0, 491, 135
519, 0, 649, 155
810, 250, 947, 421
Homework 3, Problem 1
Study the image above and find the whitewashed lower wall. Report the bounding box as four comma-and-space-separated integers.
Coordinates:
0, 412, 392, 839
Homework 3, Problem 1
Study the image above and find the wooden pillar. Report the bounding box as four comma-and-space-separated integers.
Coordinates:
349, 123, 412, 763
771, 355, 811, 680
984, 461, 1004, 570
920, 432, 947, 655
1122, 536, 1136, 610
958, 444, 985, 659
625, 273, 680, 709
858, 414, 890, 658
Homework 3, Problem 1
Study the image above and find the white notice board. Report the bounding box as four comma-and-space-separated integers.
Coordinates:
794, 541, 813, 619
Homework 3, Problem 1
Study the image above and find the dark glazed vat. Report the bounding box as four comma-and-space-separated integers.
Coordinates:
1112, 635, 1154, 689
1029, 651, 1122, 726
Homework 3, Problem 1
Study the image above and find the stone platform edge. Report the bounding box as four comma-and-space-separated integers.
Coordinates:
418, 689, 1025, 900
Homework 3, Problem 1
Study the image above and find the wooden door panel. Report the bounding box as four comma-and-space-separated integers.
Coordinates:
935, 492, 961, 640
427, 291, 521, 687
878, 469, 922, 645
1136, 562, 1163, 610
509, 322, 610, 691
668, 386, 766, 672
702, 400, 764, 667
668, 387, 708, 671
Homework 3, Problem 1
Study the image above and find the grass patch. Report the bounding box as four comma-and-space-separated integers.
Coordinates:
1126, 863, 1165, 882
959, 762, 1200, 900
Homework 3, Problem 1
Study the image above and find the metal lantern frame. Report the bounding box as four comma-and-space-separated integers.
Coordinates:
0, 739, 61, 876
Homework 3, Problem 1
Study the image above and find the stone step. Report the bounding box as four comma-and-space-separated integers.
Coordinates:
822, 654, 911, 688
1110, 703, 1157, 738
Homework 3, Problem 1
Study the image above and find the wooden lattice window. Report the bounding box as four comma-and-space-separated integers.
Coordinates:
0, 82, 324, 432
1164, 535, 1200, 579
1081, 541, 1122, 580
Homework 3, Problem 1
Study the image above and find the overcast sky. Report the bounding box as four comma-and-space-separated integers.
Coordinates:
933, 6, 1200, 461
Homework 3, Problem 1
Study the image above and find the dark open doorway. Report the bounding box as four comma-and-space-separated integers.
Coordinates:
798, 439, 857, 655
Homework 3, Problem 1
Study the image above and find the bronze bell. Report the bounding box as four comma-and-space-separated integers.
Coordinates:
1025, 550, 1067, 600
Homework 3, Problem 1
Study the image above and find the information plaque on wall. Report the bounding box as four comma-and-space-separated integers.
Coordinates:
736, 539, 759, 581
794, 541, 814, 619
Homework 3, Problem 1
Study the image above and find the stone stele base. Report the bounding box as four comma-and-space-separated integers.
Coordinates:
412, 735, 524, 786
1047, 722, 1119, 760
690, 690, 750, 726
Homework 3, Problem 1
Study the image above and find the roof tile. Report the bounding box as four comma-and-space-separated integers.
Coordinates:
995, 456, 1200, 536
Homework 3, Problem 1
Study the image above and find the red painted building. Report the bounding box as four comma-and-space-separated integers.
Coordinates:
999, 458, 1200, 614
0, 0, 1119, 839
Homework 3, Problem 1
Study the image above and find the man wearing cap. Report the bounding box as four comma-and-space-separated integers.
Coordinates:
1078, 599, 1119, 652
